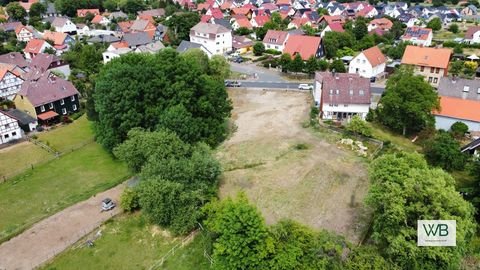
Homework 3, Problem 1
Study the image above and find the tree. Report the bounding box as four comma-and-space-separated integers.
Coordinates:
329, 59, 346, 73
386, 41, 410, 60
346, 115, 372, 137
344, 246, 395, 270
449, 23, 459, 33
305, 56, 319, 74
253, 42, 265, 56
29, 2, 46, 25
323, 31, 355, 59
464, 61, 478, 77
289, 54, 304, 73
353, 17, 368, 40
54, 0, 101, 17
94, 49, 232, 151
120, 188, 140, 212
426, 17, 442, 31
279, 53, 291, 72
103, 0, 118, 11
449, 60, 463, 76
6, 2, 26, 24
453, 45, 463, 54
164, 12, 200, 45
318, 59, 329, 71
203, 194, 273, 270
208, 55, 231, 80
301, 24, 317, 36
377, 66, 439, 136
450, 121, 469, 138
120, 0, 145, 14
235, 27, 252, 36
424, 132, 467, 171
336, 47, 355, 58
367, 152, 476, 269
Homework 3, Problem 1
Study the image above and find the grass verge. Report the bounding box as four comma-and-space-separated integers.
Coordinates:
0, 143, 129, 243
41, 213, 211, 270
36, 116, 93, 153
0, 142, 52, 179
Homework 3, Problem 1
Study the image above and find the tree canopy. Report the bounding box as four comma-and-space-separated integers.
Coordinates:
367, 152, 476, 269
164, 12, 200, 45
377, 66, 439, 136
426, 17, 442, 31
6, 2, 26, 24
93, 49, 232, 151
424, 131, 467, 171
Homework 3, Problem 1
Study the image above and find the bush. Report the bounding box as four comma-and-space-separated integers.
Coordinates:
450, 121, 469, 138
253, 42, 265, 56
346, 115, 372, 137
120, 188, 140, 212
265, 49, 282, 55
70, 111, 85, 120
424, 131, 467, 171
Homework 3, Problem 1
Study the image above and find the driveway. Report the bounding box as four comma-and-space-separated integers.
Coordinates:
0, 183, 126, 270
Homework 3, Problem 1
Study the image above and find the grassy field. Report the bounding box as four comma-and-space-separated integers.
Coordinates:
368, 122, 422, 153
0, 142, 129, 243
0, 142, 52, 179
42, 214, 211, 270
37, 116, 93, 153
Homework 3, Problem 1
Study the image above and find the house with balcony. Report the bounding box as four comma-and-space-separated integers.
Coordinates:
189, 22, 232, 56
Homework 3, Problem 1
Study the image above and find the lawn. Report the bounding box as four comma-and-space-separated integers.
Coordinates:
0, 143, 129, 243
42, 214, 211, 270
368, 122, 422, 153
0, 142, 52, 179
36, 116, 93, 153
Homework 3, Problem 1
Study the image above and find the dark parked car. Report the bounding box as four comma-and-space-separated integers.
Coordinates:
232, 57, 243, 63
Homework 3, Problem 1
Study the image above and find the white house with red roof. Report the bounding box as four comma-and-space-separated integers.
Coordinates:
348, 46, 386, 79
314, 72, 371, 120
91, 15, 111, 26
23, 39, 54, 60
51, 17, 77, 33
232, 17, 253, 30
263, 30, 289, 51
401, 27, 433, 47
190, 22, 232, 56
15, 25, 37, 42
0, 111, 22, 144
464, 26, 480, 44
320, 22, 344, 37
368, 18, 393, 32
356, 5, 378, 18
250, 15, 269, 27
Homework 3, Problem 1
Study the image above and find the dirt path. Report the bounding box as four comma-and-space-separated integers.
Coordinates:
0, 183, 125, 270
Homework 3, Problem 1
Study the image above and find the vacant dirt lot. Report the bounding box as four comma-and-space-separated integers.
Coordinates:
218, 90, 370, 243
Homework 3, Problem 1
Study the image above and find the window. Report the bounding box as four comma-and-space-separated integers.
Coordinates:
477, 88, 480, 94
49, 103, 53, 109
428, 77, 433, 83
463, 86, 470, 92
435, 68, 440, 74
4, 124, 9, 128
60, 99, 64, 105
73, 104, 77, 111
420, 66, 424, 72
433, 77, 438, 83
329, 89, 333, 95
335, 89, 339, 95
349, 90, 353, 95
12, 132, 16, 136
40, 105, 45, 112
4, 134, 8, 139
359, 90, 364, 96
62, 108, 67, 115
430, 67, 435, 73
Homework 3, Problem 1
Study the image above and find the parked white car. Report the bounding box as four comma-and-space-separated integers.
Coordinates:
298, 84, 313, 90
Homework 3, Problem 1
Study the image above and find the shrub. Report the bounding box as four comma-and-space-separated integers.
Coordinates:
265, 49, 282, 55
346, 115, 372, 137
120, 188, 140, 212
450, 121, 469, 138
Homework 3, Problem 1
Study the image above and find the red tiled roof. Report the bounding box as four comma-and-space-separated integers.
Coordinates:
37, 110, 59, 121
465, 26, 480, 39
316, 72, 371, 105
42, 31, 67, 46
235, 18, 252, 29
369, 18, 393, 30
283, 35, 321, 60
210, 8, 224, 19
319, 15, 345, 25
201, 15, 212, 22
362, 46, 386, 67
24, 39, 47, 54
328, 22, 344, 32
435, 96, 480, 122
232, 7, 251, 15
15, 25, 30, 35
254, 15, 270, 27
77, 9, 100, 17
118, 21, 133, 32
276, 0, 291, 5
401, 45, 452, 69
91, 15, 105, 24
289, 17, 310, 28
263, 30, 289, 45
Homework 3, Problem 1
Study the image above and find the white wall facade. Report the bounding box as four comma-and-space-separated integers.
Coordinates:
322, 103, 370, 120
402, 31, 432, 47
470, 31, 480, 44
55, 20, 77, 33
348, 53, 386, 78
190, 31, 232, 55
435, 115, 480, 132
0, 112, 22, 144
16, 28, 33, 42
0, 72, 24, 100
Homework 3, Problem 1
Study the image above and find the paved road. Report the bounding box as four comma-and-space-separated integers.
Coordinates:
0, 183, 126, 270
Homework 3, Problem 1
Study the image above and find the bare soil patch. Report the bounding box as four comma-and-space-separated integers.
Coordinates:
218, 90, 370, 243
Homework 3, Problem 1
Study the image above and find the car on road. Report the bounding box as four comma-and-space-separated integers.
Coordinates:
225, 80, 242, 87
231, 57, 243, 63
298, 84, 313, 90
101, 198, 116, 211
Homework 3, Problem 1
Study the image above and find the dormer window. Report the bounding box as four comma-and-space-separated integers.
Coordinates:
463, 86, 470, 92
359, 90, 365, 96
349, 90, 353, 95
477, 88, 480, 94
329, 89, 334, 95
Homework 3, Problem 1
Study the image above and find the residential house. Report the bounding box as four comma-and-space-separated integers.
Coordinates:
232, 35, 253, 54
0, 68, 24, 100
29, 53, 71, 77
189, 22, 232, 56
154, 24, 168, 41
91, 15, 111, 26
348, 46, 386, 79
15, 25, 37, 42
87, 34, 120, 44
401, 45, 452, 87
77, 9, 100, 17
251, 15, 270, 28
44, 2, 61, 17
13, 71, 80, 124
461, 137, 480, 157
76, 23, 90, 36
320, 22, 344, 37
3, 109, 37, 132
464, 26, 480, 44
461, 5, 477, 16
176, 40, 212, 57
318, 15, 345, 28
122, 32, 153, 49
231, 7, 253, 19
232, 17, 253, 30
262, 30, 289, 51
367, 18, 393, 32
313, 72, 371, 120
356, 5, 378, 18
287, 17, 311, 29
134, 41, 165, 54
0, 22, 22, 33
23, 39, 54, 60
129, 19, 157, 38
108, 11, 128, 21
283, 35, 322, 60
434, 77, 480, 132
401, 26, 433, 47
0, 111, 22, 144
42, 31, 74, 53
102, 47, 132, 64
0, 52, 29, 70
137, 9, 166, 21
50, 17, 77, 34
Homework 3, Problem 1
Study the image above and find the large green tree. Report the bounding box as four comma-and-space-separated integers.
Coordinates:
353, 17, 368, 40
204, 194, 273, 270
323, 31, 355, 59
426, 17, 442, 31
164, 12, 200, 45
377, 66, 439, 136
6, 2, 26, 24
424, 131, 467, 171
93, 49, 232, 151
54, 0, 101, 17
367, 152, 476, 269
